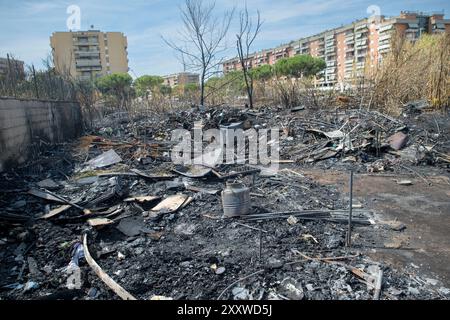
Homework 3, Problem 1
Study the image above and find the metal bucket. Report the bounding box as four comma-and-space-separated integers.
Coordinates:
221, 182, 251, 217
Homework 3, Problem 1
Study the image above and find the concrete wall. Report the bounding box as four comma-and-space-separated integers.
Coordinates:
0, 98, 83, 171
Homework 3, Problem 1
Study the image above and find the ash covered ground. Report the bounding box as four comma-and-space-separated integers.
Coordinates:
1, 105, 449, 300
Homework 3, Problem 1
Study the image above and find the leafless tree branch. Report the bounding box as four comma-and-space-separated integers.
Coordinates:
162, 0, 235, 106
236, 4, 263, 108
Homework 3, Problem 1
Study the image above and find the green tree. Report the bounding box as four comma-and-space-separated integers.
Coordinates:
204, 71, 246, 105
95, 73, 133, 109
223, 70, 246, 92
183, 83, 199, 94
159, 84, 172, 95
134, 75, 164, 97
274, 55, 326, 78
250, 64, 273, 81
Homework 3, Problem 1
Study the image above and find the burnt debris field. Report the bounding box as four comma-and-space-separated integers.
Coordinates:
1, 104, 449, 300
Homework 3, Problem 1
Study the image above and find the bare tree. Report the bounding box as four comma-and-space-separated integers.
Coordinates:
163, 0, 234, 106
236, 5, 262, 109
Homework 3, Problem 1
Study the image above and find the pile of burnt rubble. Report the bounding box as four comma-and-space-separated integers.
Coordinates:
0, 104, 449, 300
96, 102, 450, 172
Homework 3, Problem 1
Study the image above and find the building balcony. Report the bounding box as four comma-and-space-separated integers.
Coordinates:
379, 24, 394, 33
355, 24, 368, 31
76, 59, 102, 68
378, 34, 391, 42
74, 39, 99, 46
75, 50, 100, 58
355, 39, 367, 45
76, 65, 102, 71
378, 43, 391, 52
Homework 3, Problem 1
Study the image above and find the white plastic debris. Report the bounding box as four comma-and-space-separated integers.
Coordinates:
84, 149, 122, 171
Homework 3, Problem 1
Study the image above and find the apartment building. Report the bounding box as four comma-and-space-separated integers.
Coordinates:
163, 72, 199, 88
50, 30, 129, 81
223, 11, 450, 87
0, 57, 25, 79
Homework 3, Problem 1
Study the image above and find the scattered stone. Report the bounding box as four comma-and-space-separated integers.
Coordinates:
174, 223, 196, 236
279, 277, 304, 300
305, 284, 314, 291
287, 216, 298, 225
232, 287, 251, 300
387, 132, 408, 150
215, 267, 226, 275
396, 180, 413, 186
266, 257, 283, 269
325, 235, 342, 249
88, 287, 98, 298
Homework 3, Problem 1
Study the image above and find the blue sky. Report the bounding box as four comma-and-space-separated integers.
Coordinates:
0, 0, 449, 77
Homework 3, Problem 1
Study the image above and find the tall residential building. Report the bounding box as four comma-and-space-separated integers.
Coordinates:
163, 72, 199, 88
223, 11, 450, 87
0, 57, 25, 79
50, 30, 129, 81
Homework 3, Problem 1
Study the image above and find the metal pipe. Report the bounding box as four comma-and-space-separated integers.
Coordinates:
259, 229, 262, 262
347, 170, 354, 247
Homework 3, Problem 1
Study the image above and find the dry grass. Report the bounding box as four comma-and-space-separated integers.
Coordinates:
371, 32, 450, 114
